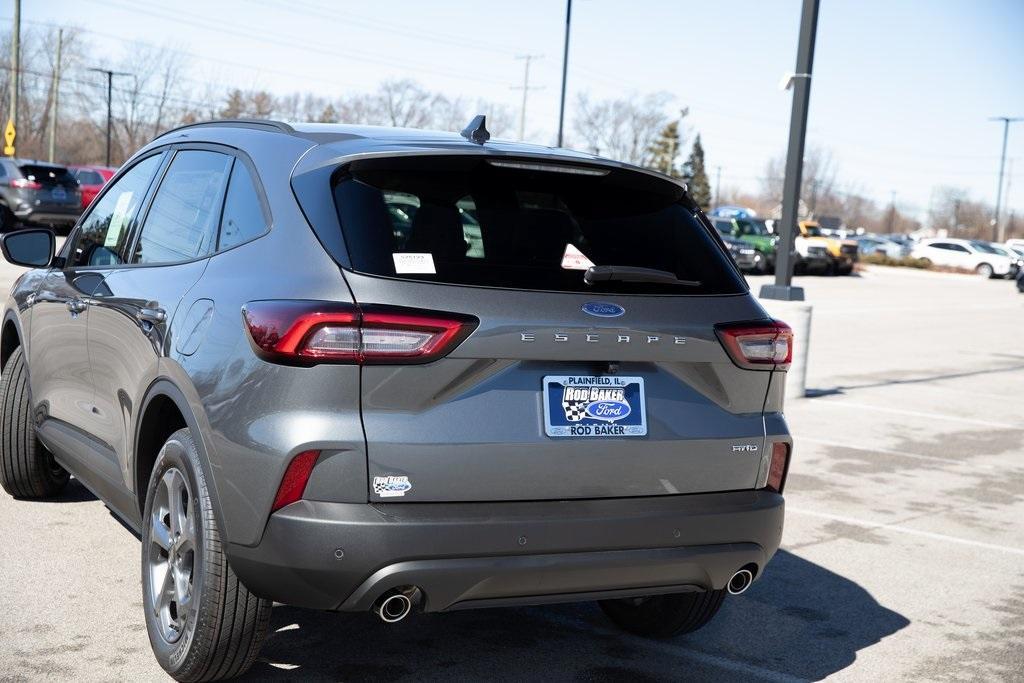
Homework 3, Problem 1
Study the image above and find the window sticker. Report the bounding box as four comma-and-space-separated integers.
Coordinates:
393, 252, 436, 274
561, 243, 595, 271
104, 192, 133, 247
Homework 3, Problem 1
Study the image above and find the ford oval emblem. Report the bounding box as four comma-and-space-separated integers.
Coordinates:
585, 400, 632, 422
582, 302, 625, 318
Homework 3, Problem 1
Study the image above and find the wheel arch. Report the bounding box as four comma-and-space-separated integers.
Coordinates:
2, 310, 24, 372
134, 379, 228, 538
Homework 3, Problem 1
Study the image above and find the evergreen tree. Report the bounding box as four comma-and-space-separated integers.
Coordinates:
648, 121, 681, 177
684, 135, 712, 209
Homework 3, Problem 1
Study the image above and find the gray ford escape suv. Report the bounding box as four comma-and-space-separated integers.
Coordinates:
0, 118, 792, 681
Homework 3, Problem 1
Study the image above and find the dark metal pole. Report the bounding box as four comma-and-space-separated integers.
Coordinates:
990, 116, 1023, 242
761, 0, 819, 302
556, 0, 572, 147
105, 71, 113, 166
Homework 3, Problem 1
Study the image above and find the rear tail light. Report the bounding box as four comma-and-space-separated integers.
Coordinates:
242, 301, 477, 365
10, 178, 42, 190
271, 449, 320, 512
765, 442, 791, 493
715, 320, 793, 370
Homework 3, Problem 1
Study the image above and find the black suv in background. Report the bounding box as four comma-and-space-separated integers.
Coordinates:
0, 159, 81, 232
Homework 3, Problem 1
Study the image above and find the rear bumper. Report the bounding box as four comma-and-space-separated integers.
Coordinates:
18, 210, 79, 225
226, 490, 785, 612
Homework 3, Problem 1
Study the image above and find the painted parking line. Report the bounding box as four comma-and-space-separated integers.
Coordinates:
788, 507, 1024, 557
802, 399, 1022, 430
794, 435, 994, 469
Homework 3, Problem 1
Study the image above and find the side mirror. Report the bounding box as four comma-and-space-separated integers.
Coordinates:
0, 228, 55, 268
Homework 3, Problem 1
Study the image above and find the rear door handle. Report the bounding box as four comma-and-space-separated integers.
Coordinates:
66, 299, 87, 314
137, 307, 167, 324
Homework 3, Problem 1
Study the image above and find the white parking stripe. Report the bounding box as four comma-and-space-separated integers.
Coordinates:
544, 612, 806, 683
794, 435, 994, 468
788, 508, 1024, 557
803, 399, 1022, 430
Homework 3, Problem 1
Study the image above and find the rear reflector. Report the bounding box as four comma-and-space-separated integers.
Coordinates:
271, 450, 320, 512
715, 320, 793, 370
242, 301, 476, 365
765, 442, 791, 493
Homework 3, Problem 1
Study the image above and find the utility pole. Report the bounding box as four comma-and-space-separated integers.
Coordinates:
761, 0, 819, 302
48, 29, 63, 163
953, 198, 961, 233
6, 0, 21, 157
714, 166, 722, 208
89, 68, 132, 166
887, 191, 897, 233
989, 116, 1023, 243
512, 54, 543, 141
556, 0, 572, 147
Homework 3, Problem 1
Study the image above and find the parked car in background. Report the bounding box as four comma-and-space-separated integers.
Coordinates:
0, 159, 81, 232
909, 238, 1014, 278
798, 220, 858, 275
981, 242, 1021, 279
711, 216, 777, 273
1006, 238, 1024, 253
856, 235, 908, 258
710, 218, 759, 271
0, 119, 792, 681
69, 165, 116, 207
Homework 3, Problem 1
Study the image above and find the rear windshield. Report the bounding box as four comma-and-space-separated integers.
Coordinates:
332, 156, 744, 295
74, 169, 104, 184
19, 164, 76, 186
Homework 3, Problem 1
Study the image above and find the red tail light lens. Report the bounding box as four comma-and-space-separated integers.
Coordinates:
11, 178, 42, 190
271, 449, 320, 512
765, 442, 791, 493
715, 320, 793, 370
242, 301, 476, 365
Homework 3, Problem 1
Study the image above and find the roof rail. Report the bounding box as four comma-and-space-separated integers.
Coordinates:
154, 118, 295, 140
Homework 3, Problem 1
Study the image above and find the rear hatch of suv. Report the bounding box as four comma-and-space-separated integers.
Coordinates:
327, 154, 775, 502
16, 163, 80, 211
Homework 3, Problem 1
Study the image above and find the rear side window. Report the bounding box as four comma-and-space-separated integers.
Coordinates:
218, 161, 267, 250
68, 154, 163, 268
19, 164, 76, 187
132, 150, 232, 264
332, 156, 744, 295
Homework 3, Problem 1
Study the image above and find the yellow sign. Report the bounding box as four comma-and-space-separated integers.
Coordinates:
3, 119, 14, 156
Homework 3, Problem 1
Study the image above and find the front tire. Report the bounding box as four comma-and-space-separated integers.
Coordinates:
976, 263, 994, 278
142, 428, 271, 682
0, 346, 69, 498
599, 589, 726, 638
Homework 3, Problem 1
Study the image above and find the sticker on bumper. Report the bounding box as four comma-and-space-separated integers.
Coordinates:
543, 375, 647, 437
373, 475, 412, 497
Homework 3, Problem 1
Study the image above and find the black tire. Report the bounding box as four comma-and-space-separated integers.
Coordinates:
837, 264, 854, 276
0, 346, 69, 498
975, 263, 994, 278
599, 589, 726, 638
142, 428, 271, 682
0, 206, 15, 233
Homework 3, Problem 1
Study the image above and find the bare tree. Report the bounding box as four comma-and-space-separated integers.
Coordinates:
573, 92, 673, 164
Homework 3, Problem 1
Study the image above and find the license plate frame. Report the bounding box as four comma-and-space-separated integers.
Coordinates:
542, 375, 647, 438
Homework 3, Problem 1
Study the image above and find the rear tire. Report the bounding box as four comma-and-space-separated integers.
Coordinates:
976, 263, 994, 278
0, 346, 69, 498
142, 428, 271, 682
599, 589, 726, 638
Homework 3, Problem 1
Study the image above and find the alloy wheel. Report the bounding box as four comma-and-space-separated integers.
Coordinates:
147, 467, 197, 644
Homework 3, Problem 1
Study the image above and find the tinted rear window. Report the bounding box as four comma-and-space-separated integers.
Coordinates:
332, 156, 744, 295
19, 164, 75, 186
74, 169, 104, 184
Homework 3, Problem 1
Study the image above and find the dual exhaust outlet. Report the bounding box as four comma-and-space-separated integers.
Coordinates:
372, 571, 754, 622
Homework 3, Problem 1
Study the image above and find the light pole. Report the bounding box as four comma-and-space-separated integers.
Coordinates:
989, 116, 1023, 243
88, 68, 131, 166
556, 0, 572, 147
761, 0, 819, 302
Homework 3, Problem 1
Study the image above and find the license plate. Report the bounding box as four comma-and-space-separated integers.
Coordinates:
543, 375, 647, 437
51, 187, 67, 200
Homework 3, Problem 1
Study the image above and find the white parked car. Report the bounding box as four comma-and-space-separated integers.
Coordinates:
910, 238, 1014, 278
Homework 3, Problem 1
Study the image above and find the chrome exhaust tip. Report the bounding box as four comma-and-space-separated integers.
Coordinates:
727, 569, 754, 595
373, 589, 415, 623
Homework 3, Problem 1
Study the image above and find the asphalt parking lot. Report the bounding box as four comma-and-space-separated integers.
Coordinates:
1, 264, 1022, 682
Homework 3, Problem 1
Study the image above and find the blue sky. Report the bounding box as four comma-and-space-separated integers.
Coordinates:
25, 0, 1024, 221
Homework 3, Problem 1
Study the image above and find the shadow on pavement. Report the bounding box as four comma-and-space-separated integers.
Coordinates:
243, 550, 908, 682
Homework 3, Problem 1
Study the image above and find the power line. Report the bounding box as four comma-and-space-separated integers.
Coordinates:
511, 55, 543, 141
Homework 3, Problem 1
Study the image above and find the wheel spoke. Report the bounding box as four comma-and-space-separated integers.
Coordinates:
150, 560, 172, 618
150, 510, 172, 551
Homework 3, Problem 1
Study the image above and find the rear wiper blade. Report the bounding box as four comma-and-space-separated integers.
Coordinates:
584, 265, 702, 287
